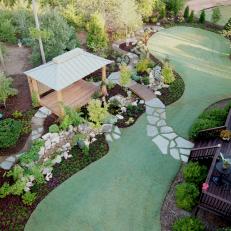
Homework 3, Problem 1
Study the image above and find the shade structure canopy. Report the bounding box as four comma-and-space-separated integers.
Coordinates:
24, 48, 113, 91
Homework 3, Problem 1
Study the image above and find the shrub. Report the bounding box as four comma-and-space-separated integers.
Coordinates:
31, 91, 40, 108
87, 99, 109, 128
0, 19, 16, 43
224, 18, 231, 31
120, 64, 132, 86
188, 10, 194, 23
86, 12, 108, 53
175, 183, 199, 211
199, 10, 206, 24
162, 62, 175, 84
6, 165, 24, 181
166, 0, 185, 16
136, 58, 152, 74
12, 110, 23, 119
21, 119, 32, 135
211, 7, 221, 24
126, 104, 144, 117
173, 217, 205, 231
49, 124, 60, 133
183, 6, 189, 20
0, 72, 18, 108
22, 192, 37, 206
0, 183, 11, 198
183, 162, 207, 185
0, 118, 22, 148
142, 76, 150, 85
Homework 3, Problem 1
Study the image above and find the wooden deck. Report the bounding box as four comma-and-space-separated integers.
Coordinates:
190, 110, 231, 218
129, 83, 156, 101
40, 80, 99, 116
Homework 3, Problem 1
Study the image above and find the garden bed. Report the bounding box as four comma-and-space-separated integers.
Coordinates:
43, 114, 59, 135
0, 134, 109, 230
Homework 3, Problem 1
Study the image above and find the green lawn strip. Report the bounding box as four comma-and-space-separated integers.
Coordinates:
148, 26, 231, 138
25, 115, 180, 231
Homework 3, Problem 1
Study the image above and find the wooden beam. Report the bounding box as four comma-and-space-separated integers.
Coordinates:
31, 78, 41, 103
102, 66, 106, 81
27, 77, 33, 96
57, 90, 64, 117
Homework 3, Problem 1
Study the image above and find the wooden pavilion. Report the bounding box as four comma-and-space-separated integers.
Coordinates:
24, 48, 113, 116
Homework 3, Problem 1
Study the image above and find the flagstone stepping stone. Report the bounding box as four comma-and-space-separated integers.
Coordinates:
146, 106, 154, 115
162, 133, 178, 140
39, 107, 52, 116
102, 124, 113, 133
152, 135, 169, 154
105, 134, 113, 142
147, 116, 159, 125
6, 156, 16, 162
32, 133, 42, 140
114, 126, 121, 135
181, 155, 189, 163
153, 112, 160, 117
157, 120, 166, 127
170, 140, 176, 148
147, 125, 158, 137
156, 108, 165, 114
160, 126, 173, 134
112, 133, 120, 140
180, 148, 191, 156
175, 137, 194, 149
34, 110, 47, 119
0, 161, 14, 170
145, 98, 165, 109
160, 112, 166, 119
170, 148, 180, 160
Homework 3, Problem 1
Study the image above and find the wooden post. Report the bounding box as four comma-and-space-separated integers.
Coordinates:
57, 90, 64, 117
27, 77, 33, 96
102, 66, 106, 81
31, 78, 40, 103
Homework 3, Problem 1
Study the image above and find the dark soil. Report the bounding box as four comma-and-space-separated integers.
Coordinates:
0, 134, 109, 231
107, 84, 128, 99
161, 166, 231, 231
119, 42, 136, 52
43, 114, 59, 134
0, 74, 32, 118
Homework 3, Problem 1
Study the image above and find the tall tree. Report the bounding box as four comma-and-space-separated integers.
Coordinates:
183, 6, 189, 20
199, 10, 205, 24
166, 0, 185, 16
188, 10, 194, 23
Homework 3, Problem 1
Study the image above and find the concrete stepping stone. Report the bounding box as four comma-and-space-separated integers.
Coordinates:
162, 133, 178, 140
39, 107, 52, 116
180, 148, 191, 156
145, 98, 165, 109
147, 125, 158, 137
181, 155, 189, 163
6, 156, 16, 162
157, 120, 166, 127
156, 108, 165, 114
160, 112, 166, 119
112, 133, 120, 140
114, 126, 121, 135
106, 134, 113, 142
32, 133, 42, 140
160, 126, 173, 133
34, 110, 47, 119
146, 106, 154, 115
153, 112, 160, 117
152, 135, 169, 154
147, 116, 159, 125
175, 137, 194, 149
170, 148, 180, 160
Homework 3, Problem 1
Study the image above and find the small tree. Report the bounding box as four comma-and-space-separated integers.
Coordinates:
199, 10, 206, 24
87, 99, 109, 128
183, 6, 189, 20
224, 17, 231, 31
120, 64, 132, 86
0, 72, 18, 108
211, 7, 221, 24
188, 10, 194, 23
87, 12, 108, 53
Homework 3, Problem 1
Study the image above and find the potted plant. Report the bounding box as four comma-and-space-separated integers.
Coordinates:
220, 130, 231, 141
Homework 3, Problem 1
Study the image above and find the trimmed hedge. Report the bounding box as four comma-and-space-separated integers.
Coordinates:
0, 118, 22, 148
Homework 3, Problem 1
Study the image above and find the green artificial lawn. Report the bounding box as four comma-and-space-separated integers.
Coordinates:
198, 5, 231, 26
148, 26, 231, 138
25, 26, 231, 231
25, 115, 180, 231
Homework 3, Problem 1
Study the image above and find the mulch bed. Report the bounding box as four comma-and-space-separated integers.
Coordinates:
161, 166, 231, 231
43, 114, 59, 135
0, 134, 109, 231
119, 42, 136, 52
106, 84, 128, 99
0, 74, 32, 118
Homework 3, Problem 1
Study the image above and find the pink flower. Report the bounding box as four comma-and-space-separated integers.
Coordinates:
202, 183, 209, 191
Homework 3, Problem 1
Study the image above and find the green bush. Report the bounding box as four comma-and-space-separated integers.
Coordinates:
0, 183, 11, 198
173, 217, 205, 231
0, 118, 22, 148
188, 10, 194, 23
0, 18, 16, 43
142, 76, 150, 85
136, 58, 152, 74
183, 162, 207, 185
49, 124, 60, 133
120, 64, 132, 86
162, 62, 175, 84
199, 10, 206, 24
175, 183, 199, 211
22, 192, 37, 206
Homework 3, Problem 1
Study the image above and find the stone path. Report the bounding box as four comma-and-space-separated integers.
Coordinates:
0, 107, 51, 170
105, 125, 122, 142
145, 98, 194, 162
